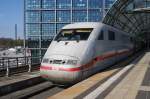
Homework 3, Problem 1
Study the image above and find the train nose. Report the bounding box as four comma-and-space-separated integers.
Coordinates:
40, 65, 82, 84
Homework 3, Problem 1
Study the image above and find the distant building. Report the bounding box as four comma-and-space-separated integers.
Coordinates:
24, 0, 116, 61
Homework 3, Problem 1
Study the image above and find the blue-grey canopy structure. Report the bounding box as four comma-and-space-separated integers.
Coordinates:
103, 0, 150, 42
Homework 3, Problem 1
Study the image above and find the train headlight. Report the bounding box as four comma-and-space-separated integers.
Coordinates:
67, 60, 78, 65
62, 60, 66, 64
42, 58, 49, 63
49, 60, 53, 64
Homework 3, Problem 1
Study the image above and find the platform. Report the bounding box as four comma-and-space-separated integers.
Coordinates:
104, 52, 150, 99
49, 51, 150, 99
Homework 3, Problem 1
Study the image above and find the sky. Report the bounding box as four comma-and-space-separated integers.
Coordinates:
0, 0, 23, 39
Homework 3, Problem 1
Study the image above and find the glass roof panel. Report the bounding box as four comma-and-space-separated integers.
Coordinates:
103, 0, 150, 39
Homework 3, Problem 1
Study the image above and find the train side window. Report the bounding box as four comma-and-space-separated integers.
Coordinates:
130, 37, 133, 42
108, 30, 115, 40
98, 30, 104, 40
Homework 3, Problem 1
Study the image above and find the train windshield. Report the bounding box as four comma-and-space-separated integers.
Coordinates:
54, 28, 93, 41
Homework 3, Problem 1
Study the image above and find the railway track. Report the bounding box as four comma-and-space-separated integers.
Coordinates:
1, 81, 67, 99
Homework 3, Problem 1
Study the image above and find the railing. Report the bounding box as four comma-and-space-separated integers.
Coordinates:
0, 56, 41, 77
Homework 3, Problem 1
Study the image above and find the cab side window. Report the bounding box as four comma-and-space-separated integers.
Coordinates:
130, 37, 133, 42
98, 30, 104, 40
108, 30, 115, 40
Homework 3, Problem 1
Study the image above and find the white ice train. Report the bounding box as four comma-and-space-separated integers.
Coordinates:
40, 22, 134, 84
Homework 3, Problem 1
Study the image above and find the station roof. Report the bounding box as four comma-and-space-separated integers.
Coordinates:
102, 0, 150, 41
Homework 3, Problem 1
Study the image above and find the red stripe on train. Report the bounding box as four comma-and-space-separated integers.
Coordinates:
40, 66, 81, 72
40, 66, 52, 70
59, 67, 81, 71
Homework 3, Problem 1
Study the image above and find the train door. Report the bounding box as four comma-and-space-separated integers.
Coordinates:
94, 29, 107, 71
82, 40, 96, 78
107, 30, 117, 65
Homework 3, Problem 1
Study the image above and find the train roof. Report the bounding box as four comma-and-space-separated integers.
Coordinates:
62, 22, 101, 29
61, 22, 133, 37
